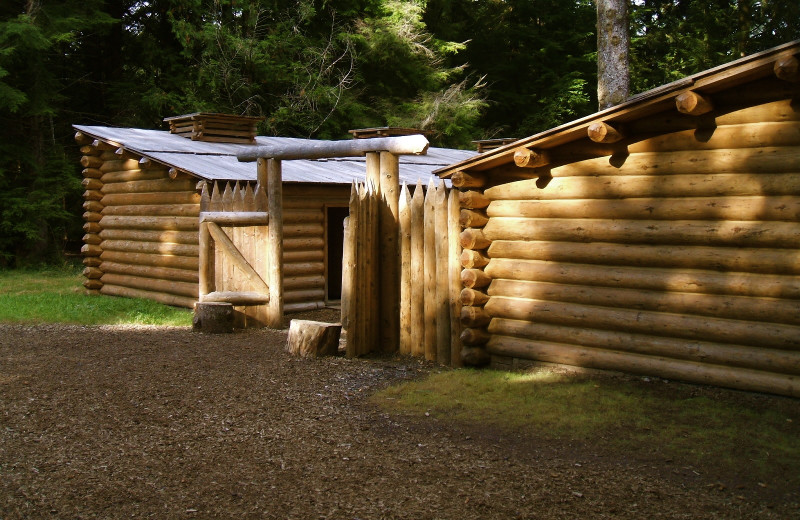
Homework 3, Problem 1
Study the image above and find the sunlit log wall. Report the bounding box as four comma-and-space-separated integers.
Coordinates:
76, 137, 201, 308
77, 135, 351, 315
472, 77, 800, 397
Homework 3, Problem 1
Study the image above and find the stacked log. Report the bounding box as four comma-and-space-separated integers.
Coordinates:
283, 184, 349, 313
478, 88, 800, 396
77, 134, 201, 307
78, 138, 106, 293
453, 177, 492, 367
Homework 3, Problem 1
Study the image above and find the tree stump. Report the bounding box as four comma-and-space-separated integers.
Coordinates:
193, 302, 234, 333
287, 320, 341, 358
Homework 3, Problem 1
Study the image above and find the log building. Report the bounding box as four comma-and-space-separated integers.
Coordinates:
434, 41, 800, 397
76, 115, 473, 316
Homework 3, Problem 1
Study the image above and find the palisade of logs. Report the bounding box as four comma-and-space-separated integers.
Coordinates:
470, 76, 800, 396
343, 177, 463, 365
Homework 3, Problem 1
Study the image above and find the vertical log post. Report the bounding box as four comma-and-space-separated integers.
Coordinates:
366, 154, 381, 354
264, 157, 284, 328
410, 181, 425, 358
435, 184, 451, 365
448, 188, 463, 367
379, 151, 400, 353
423, 179, 438, 361
399, 183, 412, 356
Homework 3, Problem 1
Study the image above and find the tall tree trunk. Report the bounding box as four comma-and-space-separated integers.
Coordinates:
596, 0, 630, 110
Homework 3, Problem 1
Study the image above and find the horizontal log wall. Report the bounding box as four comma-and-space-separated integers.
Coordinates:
480, 85, 800, 397
283, 184, 349, 311
80, 140, 201, 307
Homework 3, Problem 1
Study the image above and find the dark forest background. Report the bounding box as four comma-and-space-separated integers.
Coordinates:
1, 0, 798, 265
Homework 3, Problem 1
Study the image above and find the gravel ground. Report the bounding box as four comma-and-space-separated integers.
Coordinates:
1, 312, 797, 519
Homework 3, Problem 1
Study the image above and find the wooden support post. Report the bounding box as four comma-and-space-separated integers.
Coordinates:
198, 222, 212, 299
675, 91, 714, 116
379, 151, 400, 353
262, 157, 284, 328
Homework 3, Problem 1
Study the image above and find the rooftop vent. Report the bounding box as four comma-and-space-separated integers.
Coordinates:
472, 138, 518, 154
164, 112, 265, 144
348, 127, 431, 139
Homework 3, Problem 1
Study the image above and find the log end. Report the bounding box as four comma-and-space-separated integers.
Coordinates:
461, 346, 491, 367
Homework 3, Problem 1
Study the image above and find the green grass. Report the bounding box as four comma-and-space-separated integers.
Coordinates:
374, 368, 800, 482
0, 265, 193, 326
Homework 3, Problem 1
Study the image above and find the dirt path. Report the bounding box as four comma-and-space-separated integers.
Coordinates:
0, 318, 796, 519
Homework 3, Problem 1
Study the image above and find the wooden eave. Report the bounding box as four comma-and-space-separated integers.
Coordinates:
434, 39, 800, 178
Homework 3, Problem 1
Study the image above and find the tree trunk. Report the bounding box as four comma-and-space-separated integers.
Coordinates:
596, 0, 629, 110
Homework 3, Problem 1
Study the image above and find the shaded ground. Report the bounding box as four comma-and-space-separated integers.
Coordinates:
1, 312, 797, 519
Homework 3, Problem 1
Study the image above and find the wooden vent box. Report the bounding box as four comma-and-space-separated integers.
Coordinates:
164, 112, 265, 144
348, 127, 431, 139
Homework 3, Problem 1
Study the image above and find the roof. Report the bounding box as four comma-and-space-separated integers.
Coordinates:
434, 39, 800, 177
73, 125, 476, 185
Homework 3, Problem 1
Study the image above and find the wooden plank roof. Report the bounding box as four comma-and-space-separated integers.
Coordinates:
74, 125, 475, 185
434, 39, 800, 177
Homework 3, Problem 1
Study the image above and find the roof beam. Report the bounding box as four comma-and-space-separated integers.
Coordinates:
237, 135, 429, 162
675, 90, 714, 116
774, 54, 799, 82
587, 122, 625, 143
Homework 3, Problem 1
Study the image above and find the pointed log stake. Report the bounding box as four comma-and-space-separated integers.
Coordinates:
399, 183, 412, 356
409, 181, 425, 358
587, 121, 625, 143
774, 55, 799, 82
675, 91, 714, 116
169, 167, 179, 180
139, 157, 153, 168
423, 178, 438, 361
513, 147, 550, 168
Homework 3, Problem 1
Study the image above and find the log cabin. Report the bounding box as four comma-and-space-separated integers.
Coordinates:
434, 40, 800, 397
75, 114, 474, 320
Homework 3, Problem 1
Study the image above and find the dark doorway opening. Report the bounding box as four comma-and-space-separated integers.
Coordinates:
326, 206, 349, 300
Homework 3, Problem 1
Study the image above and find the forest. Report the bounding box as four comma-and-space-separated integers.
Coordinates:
1, 0, 798, 265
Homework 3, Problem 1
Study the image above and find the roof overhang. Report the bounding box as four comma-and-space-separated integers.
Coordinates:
434, 39, 800, 178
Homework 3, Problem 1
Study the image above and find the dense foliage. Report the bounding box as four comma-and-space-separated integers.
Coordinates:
1, 0, 798, 264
